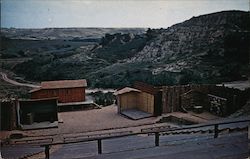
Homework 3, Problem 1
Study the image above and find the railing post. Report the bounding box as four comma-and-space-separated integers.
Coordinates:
45, 145, 50, 159
214, 124, 219, 138
97, 139, 102, 154
155, 132, 159, 146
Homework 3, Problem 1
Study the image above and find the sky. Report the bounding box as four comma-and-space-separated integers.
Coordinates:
1, 0, 249, 28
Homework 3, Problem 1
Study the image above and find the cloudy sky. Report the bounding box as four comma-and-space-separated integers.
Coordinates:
1, 0, 249, 28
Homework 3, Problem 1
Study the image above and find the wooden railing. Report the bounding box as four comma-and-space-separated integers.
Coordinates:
14, 137, 53, 145
63, 130, 133, 142
41, 119, 250, 159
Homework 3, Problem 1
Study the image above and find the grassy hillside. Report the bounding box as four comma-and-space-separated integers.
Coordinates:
1, 11, 249, 89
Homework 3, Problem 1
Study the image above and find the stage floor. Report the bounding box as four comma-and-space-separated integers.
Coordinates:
121, 109, 153, 120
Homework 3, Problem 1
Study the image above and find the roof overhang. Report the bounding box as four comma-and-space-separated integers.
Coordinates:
114, 87, 141, 96
19, 97, 58, 102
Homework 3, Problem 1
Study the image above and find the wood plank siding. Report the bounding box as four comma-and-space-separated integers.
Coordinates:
119, 92, 138, 111
116, 83, 249, 117
30, 79, 87, 103
31, 87, 85, 103
161, 84, 249, 116
138, 92, 154, 114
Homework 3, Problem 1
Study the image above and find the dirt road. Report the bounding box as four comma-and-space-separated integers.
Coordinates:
217, 80, 250, 90
0, 72, 116, 93
0, 72, 40, 88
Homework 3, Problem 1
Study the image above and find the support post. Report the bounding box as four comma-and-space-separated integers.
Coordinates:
214, 124, 219, 138
45, 145, 50, 159
98, 139, 102, 154
155, 132, 159, 146
233, 95, 237, 108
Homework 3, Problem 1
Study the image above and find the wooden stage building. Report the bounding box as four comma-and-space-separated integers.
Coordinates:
115, 82, 250, 120
0, 98, 58, 130
30, 79, 87, 103
114, 82, 162, 120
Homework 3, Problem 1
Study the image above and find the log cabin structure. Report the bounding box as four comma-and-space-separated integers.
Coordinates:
30, 79, 87, 103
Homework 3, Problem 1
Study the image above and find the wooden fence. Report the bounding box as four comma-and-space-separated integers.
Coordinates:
161, 84, 250, 115
41, 119, 250, 159
0, 99, 18, 130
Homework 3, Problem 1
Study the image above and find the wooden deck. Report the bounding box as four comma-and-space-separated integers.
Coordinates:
121, 109, 153, 120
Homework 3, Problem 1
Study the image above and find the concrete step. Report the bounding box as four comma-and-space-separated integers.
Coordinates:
78, 132, 248, 159
1, 144, 44, 159
50, 131, 248, 159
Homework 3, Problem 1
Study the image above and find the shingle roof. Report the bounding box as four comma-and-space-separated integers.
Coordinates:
114, 87, 141, 95
29, 79, 87, 93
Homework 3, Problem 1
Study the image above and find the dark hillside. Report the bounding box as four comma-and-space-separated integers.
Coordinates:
5, 11, 250, 88
92, 33, 147, 63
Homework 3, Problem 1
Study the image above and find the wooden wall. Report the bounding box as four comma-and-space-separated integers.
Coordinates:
119, 92, 138, 111
31, 87, 85, 103
0, 100, 18, 130
181, 91, 209, 110
137, 92, 154, 114
162, 84, 249, 115
19, 99, 58, 124
118, 91, 155, 114
134, 82, 160, 115
117, 84, 249, 116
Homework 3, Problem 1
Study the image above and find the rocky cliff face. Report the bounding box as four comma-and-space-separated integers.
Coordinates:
10, 11, 250, 88
87, 10, 250, 87
129, 11, 250, 75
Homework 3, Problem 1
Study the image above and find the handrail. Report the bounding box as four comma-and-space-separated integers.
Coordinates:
43, 131, 144, 146
142, 118, 250, 133
14, 137, 53, 144
63, 130, 133, 142
41, 119, 250, 159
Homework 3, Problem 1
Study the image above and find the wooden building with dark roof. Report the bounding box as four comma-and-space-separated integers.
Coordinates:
30, 79, 87, 103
